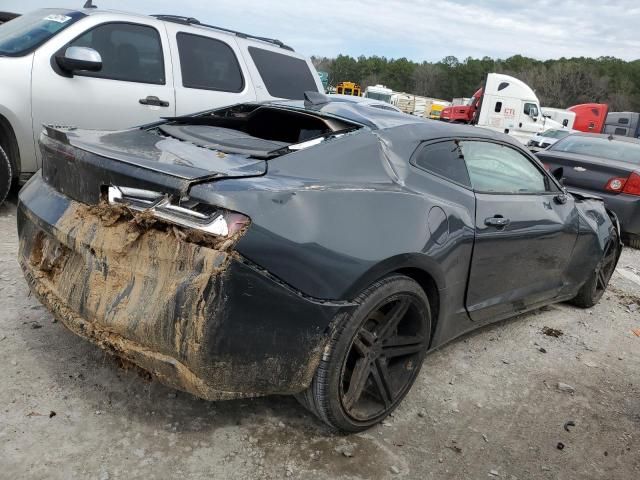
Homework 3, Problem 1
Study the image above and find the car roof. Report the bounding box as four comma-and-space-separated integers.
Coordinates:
74, 8, 295, 51
567, 132, 640, 144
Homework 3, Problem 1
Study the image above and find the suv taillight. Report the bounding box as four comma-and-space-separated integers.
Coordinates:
622, 171, 640, 196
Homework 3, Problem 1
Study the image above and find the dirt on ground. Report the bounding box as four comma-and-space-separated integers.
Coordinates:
1, 193, 639, 480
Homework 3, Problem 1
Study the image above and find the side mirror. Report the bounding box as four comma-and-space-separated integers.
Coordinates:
551, 167, 564, 184
56, 46, 102, 74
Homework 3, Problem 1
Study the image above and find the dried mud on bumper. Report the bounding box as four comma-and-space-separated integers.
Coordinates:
19, 201, 259, 400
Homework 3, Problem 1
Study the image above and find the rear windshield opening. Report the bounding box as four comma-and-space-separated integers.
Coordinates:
157, 105, 361, 158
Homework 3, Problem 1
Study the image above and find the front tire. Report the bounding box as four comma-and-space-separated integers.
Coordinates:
298, 275, 431, 433
569, 229, 620, 308
0, 145, 12, 206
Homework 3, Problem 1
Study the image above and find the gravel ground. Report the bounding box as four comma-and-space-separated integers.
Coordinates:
1, 192, 639, 480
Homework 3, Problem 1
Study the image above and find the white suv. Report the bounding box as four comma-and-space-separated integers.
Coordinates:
0, 8, 323, 204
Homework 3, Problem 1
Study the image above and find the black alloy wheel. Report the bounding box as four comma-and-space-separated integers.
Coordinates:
297, 275, 431, 432
570, 231, 620, 308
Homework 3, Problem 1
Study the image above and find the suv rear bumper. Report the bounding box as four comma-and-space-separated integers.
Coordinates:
18, 173, 351, 399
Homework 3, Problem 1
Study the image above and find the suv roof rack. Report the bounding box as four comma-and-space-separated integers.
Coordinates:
151, 15, 294, 51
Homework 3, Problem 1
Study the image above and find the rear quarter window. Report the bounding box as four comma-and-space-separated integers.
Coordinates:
248, 46, 318, 100
413, 140, 471, 188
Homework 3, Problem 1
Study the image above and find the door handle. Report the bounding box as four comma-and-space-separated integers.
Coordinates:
485, 216, 510, 228
139, 96, 169, 107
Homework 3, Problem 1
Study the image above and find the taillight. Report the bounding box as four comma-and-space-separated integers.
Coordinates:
605, 177, 627, 192
605, 171, 640, 196
622, 171, 640, 196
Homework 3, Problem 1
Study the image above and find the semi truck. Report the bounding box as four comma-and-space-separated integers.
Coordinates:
568, 103, 608, 133
440, 73, 558, 144
440, 88, 482, 123
541, 107, 575, 129
603, 112, 640, 138
363, 84, 392, 103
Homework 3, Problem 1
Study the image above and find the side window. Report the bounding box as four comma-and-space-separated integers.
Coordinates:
413, 141, 471, 187
177, 33, 244, 92
523, 102, 538, 117
461, 141, 550, 194
68, 23, 165, 84
248, 46, 319, 100
618, 118, 629, 125
494, 101, 502, 113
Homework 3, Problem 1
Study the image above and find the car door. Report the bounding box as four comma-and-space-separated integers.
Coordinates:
31, 17, 175, 167
163, 23, 256, 116
462, 140, 579, 323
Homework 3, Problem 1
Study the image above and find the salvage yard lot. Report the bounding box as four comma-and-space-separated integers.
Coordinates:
1, 195, 639, 480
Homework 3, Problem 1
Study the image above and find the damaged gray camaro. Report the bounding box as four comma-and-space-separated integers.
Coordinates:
17, 93, 621, 432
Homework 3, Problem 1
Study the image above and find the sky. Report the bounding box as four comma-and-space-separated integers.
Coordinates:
2, 0, 639, 62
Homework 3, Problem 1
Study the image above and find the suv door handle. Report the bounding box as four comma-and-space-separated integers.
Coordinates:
485, 216, 510, 228
139, 96, 169, 107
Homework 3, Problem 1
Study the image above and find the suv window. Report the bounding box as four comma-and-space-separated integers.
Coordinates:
248, 47, 318, 100
461, 141, 549, 193
177, 33, 244, 92
68, 22, 165, 84
413, 140, 471, 187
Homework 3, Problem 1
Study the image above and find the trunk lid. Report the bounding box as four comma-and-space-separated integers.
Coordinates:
41, 126, 267, 204
536, 150, 636, 192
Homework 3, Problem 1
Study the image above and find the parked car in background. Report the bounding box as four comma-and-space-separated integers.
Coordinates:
536, 133, 640, 248
18, 94, 620, 432
0, 8, 323, 205
527, 128, 574, 151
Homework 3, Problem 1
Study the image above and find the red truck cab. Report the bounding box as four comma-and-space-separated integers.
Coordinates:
440, 88, 482, 123
567, 103, 608, 133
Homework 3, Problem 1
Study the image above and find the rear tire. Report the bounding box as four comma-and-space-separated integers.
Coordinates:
569, 229, 620, 308
297, 275, 431, 433
0, 145, 11, 206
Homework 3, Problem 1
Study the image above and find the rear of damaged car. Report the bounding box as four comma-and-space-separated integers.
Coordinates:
17, 98, 620, 432
17, 100, 415, 403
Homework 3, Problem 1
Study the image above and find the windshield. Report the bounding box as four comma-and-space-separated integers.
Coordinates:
551, 135, 640, 164
0, 9, 85, 56
541, 129, 571, 139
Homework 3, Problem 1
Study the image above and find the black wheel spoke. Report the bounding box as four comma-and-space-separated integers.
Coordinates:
383, 341, 424, 358
343, 358, 371, 410
371, 359, 394, 408
597, 269, 607, 289
352, 336, 369, 357
378, 298, 411, 340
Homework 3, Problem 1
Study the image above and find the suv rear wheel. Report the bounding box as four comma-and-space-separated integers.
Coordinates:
297, 275, 431, 433
0, 145, 11, 206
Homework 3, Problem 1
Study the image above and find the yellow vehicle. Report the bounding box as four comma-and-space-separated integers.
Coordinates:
336, 81, 361, 96
429, 103, 446, 120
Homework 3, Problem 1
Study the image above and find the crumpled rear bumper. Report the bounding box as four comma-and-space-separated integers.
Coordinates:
18, 173, 350, 399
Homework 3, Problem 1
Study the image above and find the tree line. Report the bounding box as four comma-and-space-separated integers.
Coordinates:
311, 55, 640, 111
